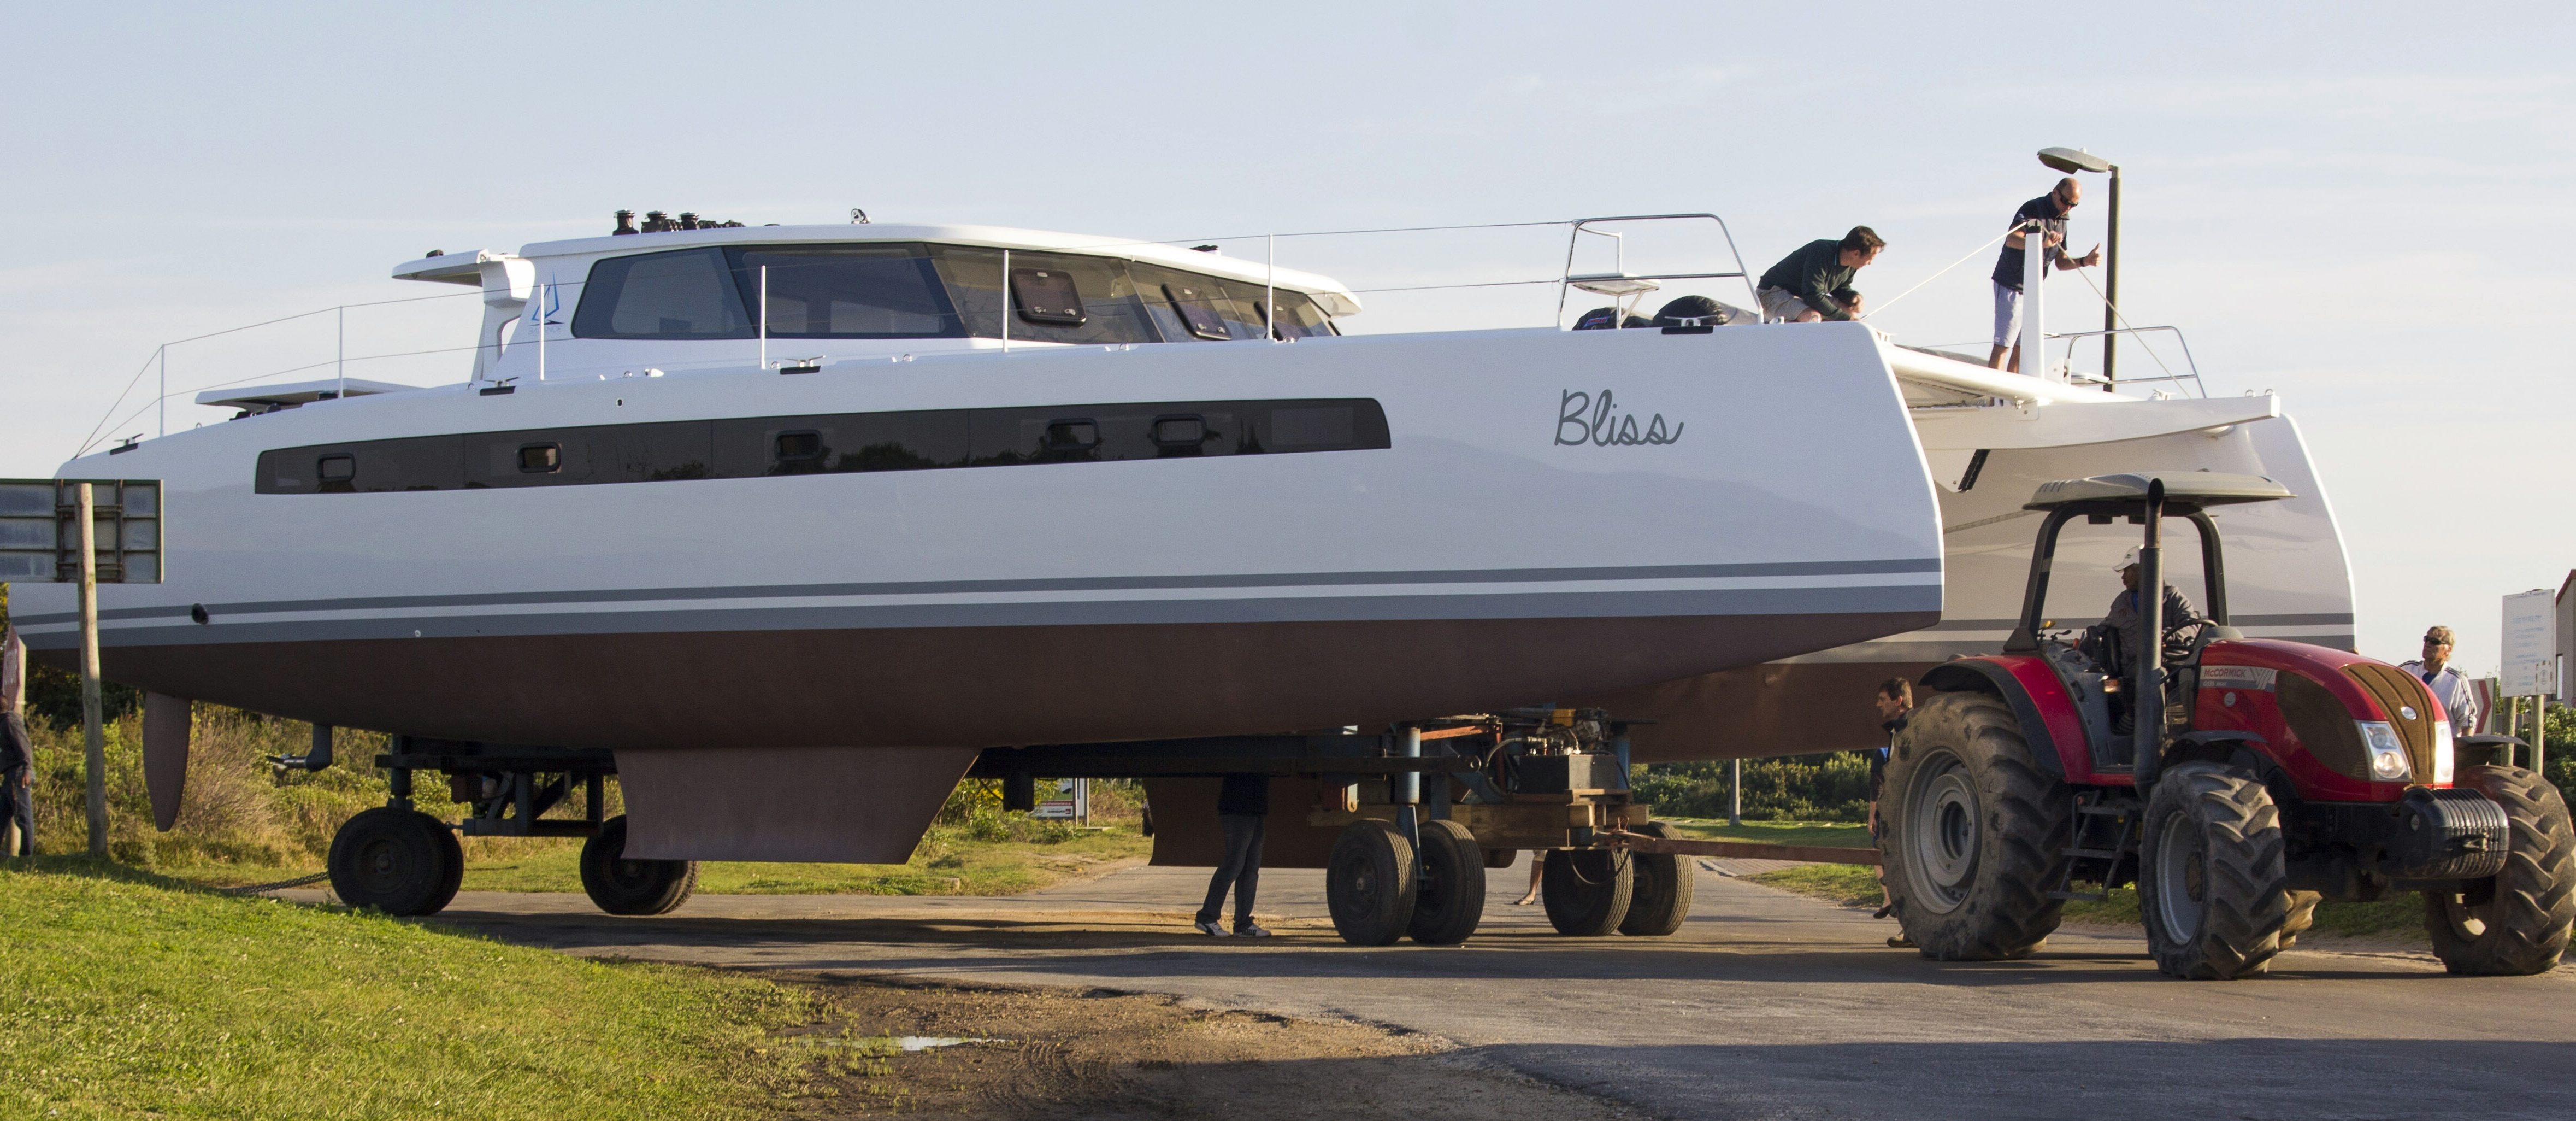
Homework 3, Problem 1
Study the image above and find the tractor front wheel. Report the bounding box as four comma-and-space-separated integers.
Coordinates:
2425, 764, 2575, 976
2138, 762, 2290, 979
1878, 690, 2071, 960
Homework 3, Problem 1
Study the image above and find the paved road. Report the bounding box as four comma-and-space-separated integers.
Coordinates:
379, 865, 2576, 1120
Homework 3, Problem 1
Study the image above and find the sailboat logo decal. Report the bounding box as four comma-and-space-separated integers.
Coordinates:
1555, 389, 1684, 447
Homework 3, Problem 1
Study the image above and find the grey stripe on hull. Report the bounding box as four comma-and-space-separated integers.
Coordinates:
35, 583, 1943, 649
12, 556, 1944, 626
1783, 632, 2359, 664
1922, 612, 2355, 631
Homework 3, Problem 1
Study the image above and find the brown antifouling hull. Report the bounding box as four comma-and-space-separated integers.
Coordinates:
1572, 659, 1943, 762
72, 610, 1935, 750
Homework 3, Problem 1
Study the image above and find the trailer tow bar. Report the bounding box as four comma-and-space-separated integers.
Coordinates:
1590, 827, 1882, 867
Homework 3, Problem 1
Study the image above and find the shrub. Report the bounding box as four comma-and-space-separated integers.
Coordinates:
1633, 752, 1875, 823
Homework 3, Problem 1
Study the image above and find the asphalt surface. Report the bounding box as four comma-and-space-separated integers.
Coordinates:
362, 864, 2576, 1120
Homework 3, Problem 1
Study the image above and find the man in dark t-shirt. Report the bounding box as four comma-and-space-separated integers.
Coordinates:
1988, 177, 2101, 372
1195, 773, 1272, 937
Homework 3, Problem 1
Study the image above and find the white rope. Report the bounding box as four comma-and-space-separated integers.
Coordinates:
1860, 224, 2026, 320
2072, 268, 2184, 385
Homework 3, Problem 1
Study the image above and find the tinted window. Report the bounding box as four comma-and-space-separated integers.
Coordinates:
928, 247, 1158, 344
257, 400, 1383, 494
573, 248, 753, 339
723, 244, 963, 338
1128, 263, 1336, 341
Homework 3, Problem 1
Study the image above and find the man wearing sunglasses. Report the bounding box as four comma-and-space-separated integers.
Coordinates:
1988, 177, 2102, 373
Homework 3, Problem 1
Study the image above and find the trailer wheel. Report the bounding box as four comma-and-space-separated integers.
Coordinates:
580, 815, 698, 917
1879, 690, 2071, 960
1328, 820, 1418, 946
1408, 819, 1487, 945
327, 807, 462, 917
1619, 821, 1694, 936
1542, 848, 1632, 936
2425, 764, 2575, 976
2139, 762, 2290, 979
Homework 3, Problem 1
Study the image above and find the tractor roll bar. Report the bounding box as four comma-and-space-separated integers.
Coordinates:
2005, 501, 2230, 655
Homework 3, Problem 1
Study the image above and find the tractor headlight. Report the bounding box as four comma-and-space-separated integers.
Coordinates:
2432, 720, 2456, 785
2359, 721, 2411, 781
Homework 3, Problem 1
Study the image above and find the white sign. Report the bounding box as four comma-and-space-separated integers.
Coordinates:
1030, 799, 1078, 820
2501, 589, 2555, 697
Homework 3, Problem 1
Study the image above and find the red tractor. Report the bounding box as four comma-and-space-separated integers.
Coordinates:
1885, 473, 2575, 978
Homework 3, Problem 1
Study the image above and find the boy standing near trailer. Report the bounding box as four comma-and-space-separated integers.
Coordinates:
1870, 679, 1911, 945
1195, 773, 1273, 937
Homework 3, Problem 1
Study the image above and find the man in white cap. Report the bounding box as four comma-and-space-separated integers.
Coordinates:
2398, 626, 2481, 735
2102, 548, 2198, 707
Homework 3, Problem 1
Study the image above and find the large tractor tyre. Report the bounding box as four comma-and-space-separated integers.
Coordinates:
1878, 690, 2072, 960
2424, 764, 2575, 976
2138, 762, 2291, 980
1542, 848, 1633, 936
2279, 890, 2322, 949
1328, 820, 1419, 946
328, 807, 463, 917
579, 815, 699, 917
1619, 821, 1695, 937
1408, 819, 1488, 946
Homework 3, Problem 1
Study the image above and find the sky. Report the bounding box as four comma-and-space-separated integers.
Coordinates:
2, 1, 2569, 673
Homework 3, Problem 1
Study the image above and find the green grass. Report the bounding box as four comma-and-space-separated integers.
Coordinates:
0, 858, 825, 1120
451, 825, 1152, 895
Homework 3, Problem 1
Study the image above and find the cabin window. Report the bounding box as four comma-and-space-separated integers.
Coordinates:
517, 443, 561, 473
927, 247, 1157, 345
1160, 283, 1233, 340
571, 248, 753, 339
1010, 268, 1087, 326
722, 244, 961, 338
1150, 415, 1209, 455
316, 455, 356, 491
1040, 419, 1100, 461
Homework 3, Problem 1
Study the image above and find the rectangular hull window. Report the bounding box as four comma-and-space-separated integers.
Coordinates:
256, 400, 1388, 495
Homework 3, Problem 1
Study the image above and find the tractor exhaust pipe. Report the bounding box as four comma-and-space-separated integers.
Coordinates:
2133, 478, 2166, 789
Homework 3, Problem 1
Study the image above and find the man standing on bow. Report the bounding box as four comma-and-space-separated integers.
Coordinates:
1989, 177, 2102, 373
2400, 626, 2481, 736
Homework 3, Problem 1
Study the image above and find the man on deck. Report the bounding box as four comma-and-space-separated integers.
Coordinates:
1755, 227, 1884, 323
1988, 177, 2101, 373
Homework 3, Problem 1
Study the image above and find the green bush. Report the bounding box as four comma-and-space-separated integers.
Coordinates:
1634, 752, 1875, 823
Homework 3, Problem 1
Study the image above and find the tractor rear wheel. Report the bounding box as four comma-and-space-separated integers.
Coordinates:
1407, 819, 1487, 945
1542, 848, 1632, 936
2425, 764, 2575, 976
1878, 690, 2071, 960
1328, 820, 1418, 946
2139, 762, 2290, 979
1619, 821, 1694, 936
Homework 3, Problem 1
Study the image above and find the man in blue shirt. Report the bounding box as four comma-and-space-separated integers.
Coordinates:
1988, 178, 2102, 373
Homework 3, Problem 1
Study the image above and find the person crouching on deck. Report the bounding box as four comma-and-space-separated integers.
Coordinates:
1755, 227, 1884, 324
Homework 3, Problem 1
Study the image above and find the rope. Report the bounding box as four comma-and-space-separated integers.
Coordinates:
217, 871, 330, 895
1859, 224, 2026, 320
2072, 268, 2187, 386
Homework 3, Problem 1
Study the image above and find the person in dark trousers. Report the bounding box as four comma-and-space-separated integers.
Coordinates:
1987, 177, 2101, 372
1, 622, 34, 857
1755, 227, 1885, 322
1195, 772, 1272, 937
1868, 678, 1912, 944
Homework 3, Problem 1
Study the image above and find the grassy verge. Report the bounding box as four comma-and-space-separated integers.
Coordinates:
1657, 817, 1871, 848
452, 825, 1151, 895
1, 858, 823, 1120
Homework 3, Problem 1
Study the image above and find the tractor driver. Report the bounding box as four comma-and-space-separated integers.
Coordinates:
2101, 547, 2200, 724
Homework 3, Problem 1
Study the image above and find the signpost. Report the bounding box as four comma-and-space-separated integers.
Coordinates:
0, 479, 163, 856
2502, 589, 2555, 772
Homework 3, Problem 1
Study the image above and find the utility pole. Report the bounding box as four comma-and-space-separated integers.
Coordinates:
78, 483, 106, 857
1728, 758, 1742, 826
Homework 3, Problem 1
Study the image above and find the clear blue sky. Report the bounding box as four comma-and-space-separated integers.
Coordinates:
3, 1, 2568, 672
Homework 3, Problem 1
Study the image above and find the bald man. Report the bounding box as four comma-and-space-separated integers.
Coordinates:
1989, 177, 2103, 373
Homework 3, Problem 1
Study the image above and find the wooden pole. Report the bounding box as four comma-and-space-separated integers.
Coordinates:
1728, 758, 1742, 826
78, 483, 107, 858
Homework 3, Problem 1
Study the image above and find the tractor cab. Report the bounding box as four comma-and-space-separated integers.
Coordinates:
1890, 472, 2574, 980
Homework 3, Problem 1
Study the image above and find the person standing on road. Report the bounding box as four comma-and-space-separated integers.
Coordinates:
2400, 626, 2481, 736
1869, 679, 1912, 946
1986, 177, 2102, 373
2, 622, 34, 857
1755, 227, 1885, 323
1195, 772, 1273, 938
1514, 851, 1544, 906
